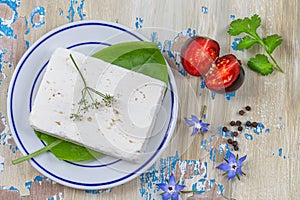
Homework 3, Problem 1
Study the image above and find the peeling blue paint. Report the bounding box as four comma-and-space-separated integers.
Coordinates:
34, 175, 44, 183
200, 128, 230, 163
139, 152, 211, 199
25, 181, 32, 191
85, 189, 102, 194
253, 122, 265, 135
77, 0, 86, 20
192, 178, 223, 195
67, 0, 76, 22
211, 91, 216, 99
0, 49, 7, 82
230, 14, 236, 20
231, 38, 244, 51
59, 8, 64, 16
0, 0, 21, 37
278, 148, 283, 157
30, 6, 45, 28
244, 133, 253, 140
135, 17, 143, 29
0, 19, 14, 37
46, 193, 64, 200
150, 32, 158, 43
8, 186, 19, 192
201, 6, 208, 14
225, 92, 236, 100
200, 80, 206, 89
25, 40, 30, 49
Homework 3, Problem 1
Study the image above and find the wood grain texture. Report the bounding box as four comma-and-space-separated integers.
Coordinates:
0, 0, 299, 199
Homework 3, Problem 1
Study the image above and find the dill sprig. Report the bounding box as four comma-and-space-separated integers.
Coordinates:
69, 54, 114, 120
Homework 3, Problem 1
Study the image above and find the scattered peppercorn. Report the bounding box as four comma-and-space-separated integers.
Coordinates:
239, 110, 245, 116
232, 141, 238, 147
236, 120, 242, 126
238, 126, 243, 131
233, 131, 239, 137
222, 126, 228, 132
227, 138, 233, 144
245, 106, 251, 111
246, 121, 252, 127
229, 121, 236, 126
252, 122, 258, 128
234, 145, 239, 151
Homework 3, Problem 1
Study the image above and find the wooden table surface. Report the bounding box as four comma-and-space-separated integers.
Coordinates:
0, 0, 299, 199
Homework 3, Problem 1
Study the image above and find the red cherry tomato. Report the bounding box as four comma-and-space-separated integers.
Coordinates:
205, 54, 241, 92
181, 36, 220, 76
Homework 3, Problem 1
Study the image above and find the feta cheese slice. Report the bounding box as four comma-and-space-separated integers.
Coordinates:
29, 48, 167, 163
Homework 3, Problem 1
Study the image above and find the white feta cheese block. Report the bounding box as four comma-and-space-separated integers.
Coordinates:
29, 48, 167, 163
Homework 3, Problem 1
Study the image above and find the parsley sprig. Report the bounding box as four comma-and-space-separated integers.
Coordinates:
228, 14, 284, 75
69, 54, 114, 120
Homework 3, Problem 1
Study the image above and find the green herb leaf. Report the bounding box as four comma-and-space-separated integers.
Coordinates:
228, 14, 261, 37
228, 14, 284, 74
247, 54, 274, 75
92, 41, 168, 85
35, 131, 102, 162
12, 131, 103, 164
263, 34, 283, 54
237, 36, 259, 50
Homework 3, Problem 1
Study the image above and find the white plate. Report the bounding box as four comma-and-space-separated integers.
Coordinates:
7, 20, 178, 190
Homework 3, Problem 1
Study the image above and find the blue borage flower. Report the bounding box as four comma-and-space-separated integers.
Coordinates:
216, 151, 247, 180
156, 174, 185, 200
184, 115, 210, 135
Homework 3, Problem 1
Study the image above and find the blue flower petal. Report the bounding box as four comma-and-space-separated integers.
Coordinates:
168, 174, 176, 186
191, 127, 199, 135
201, 121, 210, 127
156, 183, 168, 192
228, 152, 236, 163
201, 127, 209, 132
238, 155, 247, 164
228, 170, 236, 180
184, 117, 195, 126
216, 163, 230, 172
162, 192, 172, 200
171, 193, 179, 200
236, 166, 243, 176
175, 184, 185, 192
191, 115, 199, 123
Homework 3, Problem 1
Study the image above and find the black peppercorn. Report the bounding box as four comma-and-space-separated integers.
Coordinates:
252, 122, 258, 128
230, 121, 236, 126
239, 110, 245, 116
234, 145, 239, 151
227, 138, 233, 144
246, 121, 252, 127
245, 106, 251, 111
233, 131, 239, 137
236, 120, 242, 126
232, 141, 238, 146
222, 126, 228, 132
238, 126, 243, 131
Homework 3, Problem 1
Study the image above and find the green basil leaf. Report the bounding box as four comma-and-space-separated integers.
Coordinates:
35, 131, 102, 162
92, 41, 168, 85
